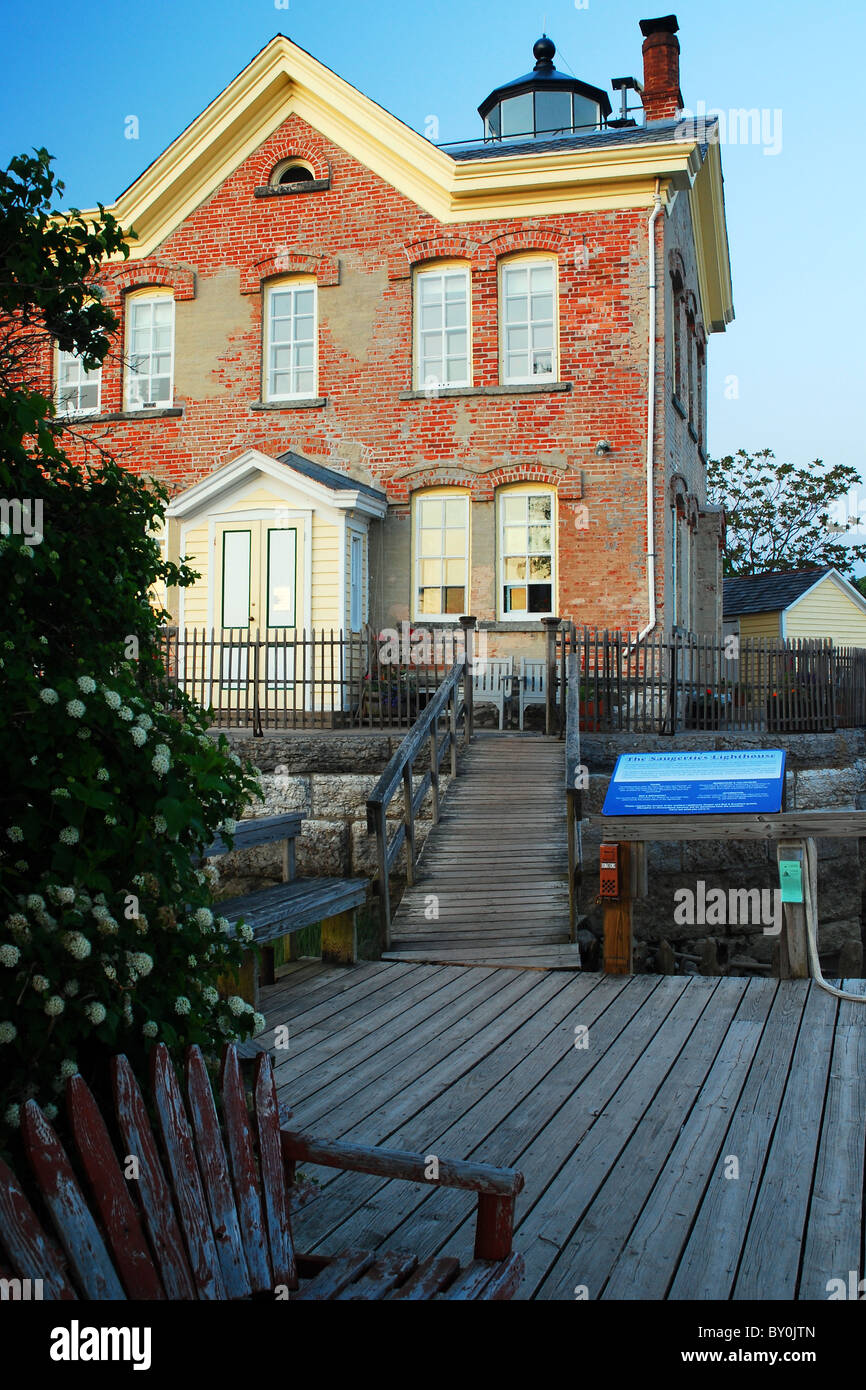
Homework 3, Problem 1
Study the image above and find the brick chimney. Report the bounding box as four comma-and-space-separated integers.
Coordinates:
639, 15, 683, 122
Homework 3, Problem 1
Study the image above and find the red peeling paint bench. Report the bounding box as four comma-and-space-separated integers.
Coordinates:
0, 1043, 525, 1301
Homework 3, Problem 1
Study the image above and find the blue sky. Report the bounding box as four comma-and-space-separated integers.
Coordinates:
1, 0, 864, 488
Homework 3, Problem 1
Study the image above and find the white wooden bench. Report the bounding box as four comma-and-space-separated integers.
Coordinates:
519, 658, 546, 729
472, 657, 513, 729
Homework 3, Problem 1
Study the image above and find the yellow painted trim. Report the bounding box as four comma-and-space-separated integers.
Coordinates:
262, 273, 318, 402
411, 485, 472, 623
78, 35, 732, 333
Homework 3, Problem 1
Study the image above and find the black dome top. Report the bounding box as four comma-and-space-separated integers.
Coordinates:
532, 34, 556, 66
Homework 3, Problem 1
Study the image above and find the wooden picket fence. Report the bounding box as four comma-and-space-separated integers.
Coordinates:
557, 627, 866, 734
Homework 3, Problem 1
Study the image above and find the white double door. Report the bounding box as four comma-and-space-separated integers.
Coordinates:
214, 519, 302, 694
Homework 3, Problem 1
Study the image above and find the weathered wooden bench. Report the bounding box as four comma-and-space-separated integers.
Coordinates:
205, 814, 368, 1002
0, 1043, 525, 1300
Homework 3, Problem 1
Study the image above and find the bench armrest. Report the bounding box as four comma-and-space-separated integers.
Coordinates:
280, 1128, 523, 1261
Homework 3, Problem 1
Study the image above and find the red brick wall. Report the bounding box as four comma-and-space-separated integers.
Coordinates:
41, 114, 692, 635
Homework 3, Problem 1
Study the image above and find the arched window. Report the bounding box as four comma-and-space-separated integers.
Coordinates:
125, 287, 175, 410
498, 255, 558, 385
270, 159, 316, 188
497, 484, 556, 619
413, 487, 470, 621
413, 262, 471, 391
263, 276, 317, 401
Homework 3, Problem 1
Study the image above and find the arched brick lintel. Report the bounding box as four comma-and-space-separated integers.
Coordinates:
240, 251, 340, 293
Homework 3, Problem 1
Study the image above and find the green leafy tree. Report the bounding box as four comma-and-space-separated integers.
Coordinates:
0, 151, 262, 1140
707, 448, 866, 577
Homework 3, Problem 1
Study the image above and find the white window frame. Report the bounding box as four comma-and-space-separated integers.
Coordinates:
497, 487, 556, 621
56, 347, 101, 417
413, 490, 470, 623
349, 528, 366, 633
125, 291, 175, 410
264, 277, 318, 402
413, 264, 471, 391
498, 256, 559, 386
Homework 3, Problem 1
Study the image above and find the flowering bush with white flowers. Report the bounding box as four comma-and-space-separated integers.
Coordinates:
0, 151, 265, 1144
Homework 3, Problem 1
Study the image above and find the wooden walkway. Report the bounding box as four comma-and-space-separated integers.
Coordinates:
383, 733, 580, 970
263, 960, 866, 1300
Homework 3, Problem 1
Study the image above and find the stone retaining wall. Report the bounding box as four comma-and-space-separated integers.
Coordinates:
209, 730, 450, 897
578, 731, 866, 976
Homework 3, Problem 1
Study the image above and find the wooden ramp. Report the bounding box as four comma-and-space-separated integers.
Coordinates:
383, 733, 580, 970
262, 962, 866, 1300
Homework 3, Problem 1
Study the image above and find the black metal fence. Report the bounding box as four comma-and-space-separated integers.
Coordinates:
157, 626, 465, 733
557, 627, 866, 735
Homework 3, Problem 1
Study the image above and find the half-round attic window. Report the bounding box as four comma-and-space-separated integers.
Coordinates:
271, 160, 315, 187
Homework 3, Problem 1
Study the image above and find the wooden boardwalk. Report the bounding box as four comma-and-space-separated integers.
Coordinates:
263, 960, 866, 1300
383, 733, 580, 970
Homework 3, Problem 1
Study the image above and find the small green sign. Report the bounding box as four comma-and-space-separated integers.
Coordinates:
779, 859, 803, 904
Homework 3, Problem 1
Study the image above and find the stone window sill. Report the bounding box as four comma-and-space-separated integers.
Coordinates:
688, 422, 699, 443
250, 398, 327, 411
398, 382, 572, 401
70, 407, 183, 423
671, 393, 688, 419
253, 179, 331, 197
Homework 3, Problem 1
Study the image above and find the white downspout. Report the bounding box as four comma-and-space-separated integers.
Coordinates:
639, 180, 663, 641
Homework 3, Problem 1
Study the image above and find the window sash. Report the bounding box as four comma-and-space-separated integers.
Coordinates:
415, 270, 471, 390
266, 282, 317, 400
350, 533, 364, 632
500, 262, 557, 384
57, 349, 101, 415
126, 297, 174, 409
414, 494, 469, 620
498, 492, 554, 618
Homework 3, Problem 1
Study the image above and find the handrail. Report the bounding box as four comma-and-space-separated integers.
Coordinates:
366, 652, 472, 948
564, 653, 582, 942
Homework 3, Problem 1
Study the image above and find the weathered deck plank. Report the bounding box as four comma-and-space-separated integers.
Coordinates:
261, 963, 860, 1300
385, 734, 575, 969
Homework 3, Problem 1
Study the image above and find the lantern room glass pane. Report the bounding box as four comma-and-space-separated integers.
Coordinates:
535, 89, 573, 134
572, 93, 601, 129
501, 93, 533, 138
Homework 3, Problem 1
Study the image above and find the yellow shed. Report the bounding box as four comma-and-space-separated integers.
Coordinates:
723, 567, 866, 648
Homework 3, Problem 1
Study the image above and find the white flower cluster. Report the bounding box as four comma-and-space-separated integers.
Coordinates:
175, 996, 191, 1015
130, 727, 147, 747
151, 748, 170, 776
0, 1021, 17, 1044
6, 826, 23, 842
127, 951, 153, 977
239, 924, 254, 944
44, 996, 65, 1016
135, 713, 153, 731
62, 931, 91, 960
32, 975, 49, 993
77, 676, 97, 694
142, 1020, 158, 1038
202, 986, 219, 1007
58, 827, 79, 846
39, 687, 59, 705
118, 706, 134, 722
103, 690, 121, 710
253, 1012, 266, 1033
60, 1058, 78, 1079
66, 699, 85, 719
96, 767, 110, 781
84, 1002, 106, 1026
0, 943, 20, 967
227, 995, 246, 1017
194, 907, 213, 930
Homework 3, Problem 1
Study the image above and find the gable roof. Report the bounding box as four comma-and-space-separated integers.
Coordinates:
165, 447, 387, 519
723, 567, 836, 617
81, 34, 733, 332
276, 449, 386, 503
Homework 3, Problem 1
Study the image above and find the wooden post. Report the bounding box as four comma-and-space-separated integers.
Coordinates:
321, 909, 358, 966
459, 615, 476, 745
449, 688, 458, 777
603, 842, 633, 975
402, 761, 416, 886
429, 724, 440, 823
776, 838, 814, 979
372, 800, 391, 951
542, 617, 560, 736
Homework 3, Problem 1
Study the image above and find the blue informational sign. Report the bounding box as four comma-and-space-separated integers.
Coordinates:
602, 749, 786, 817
